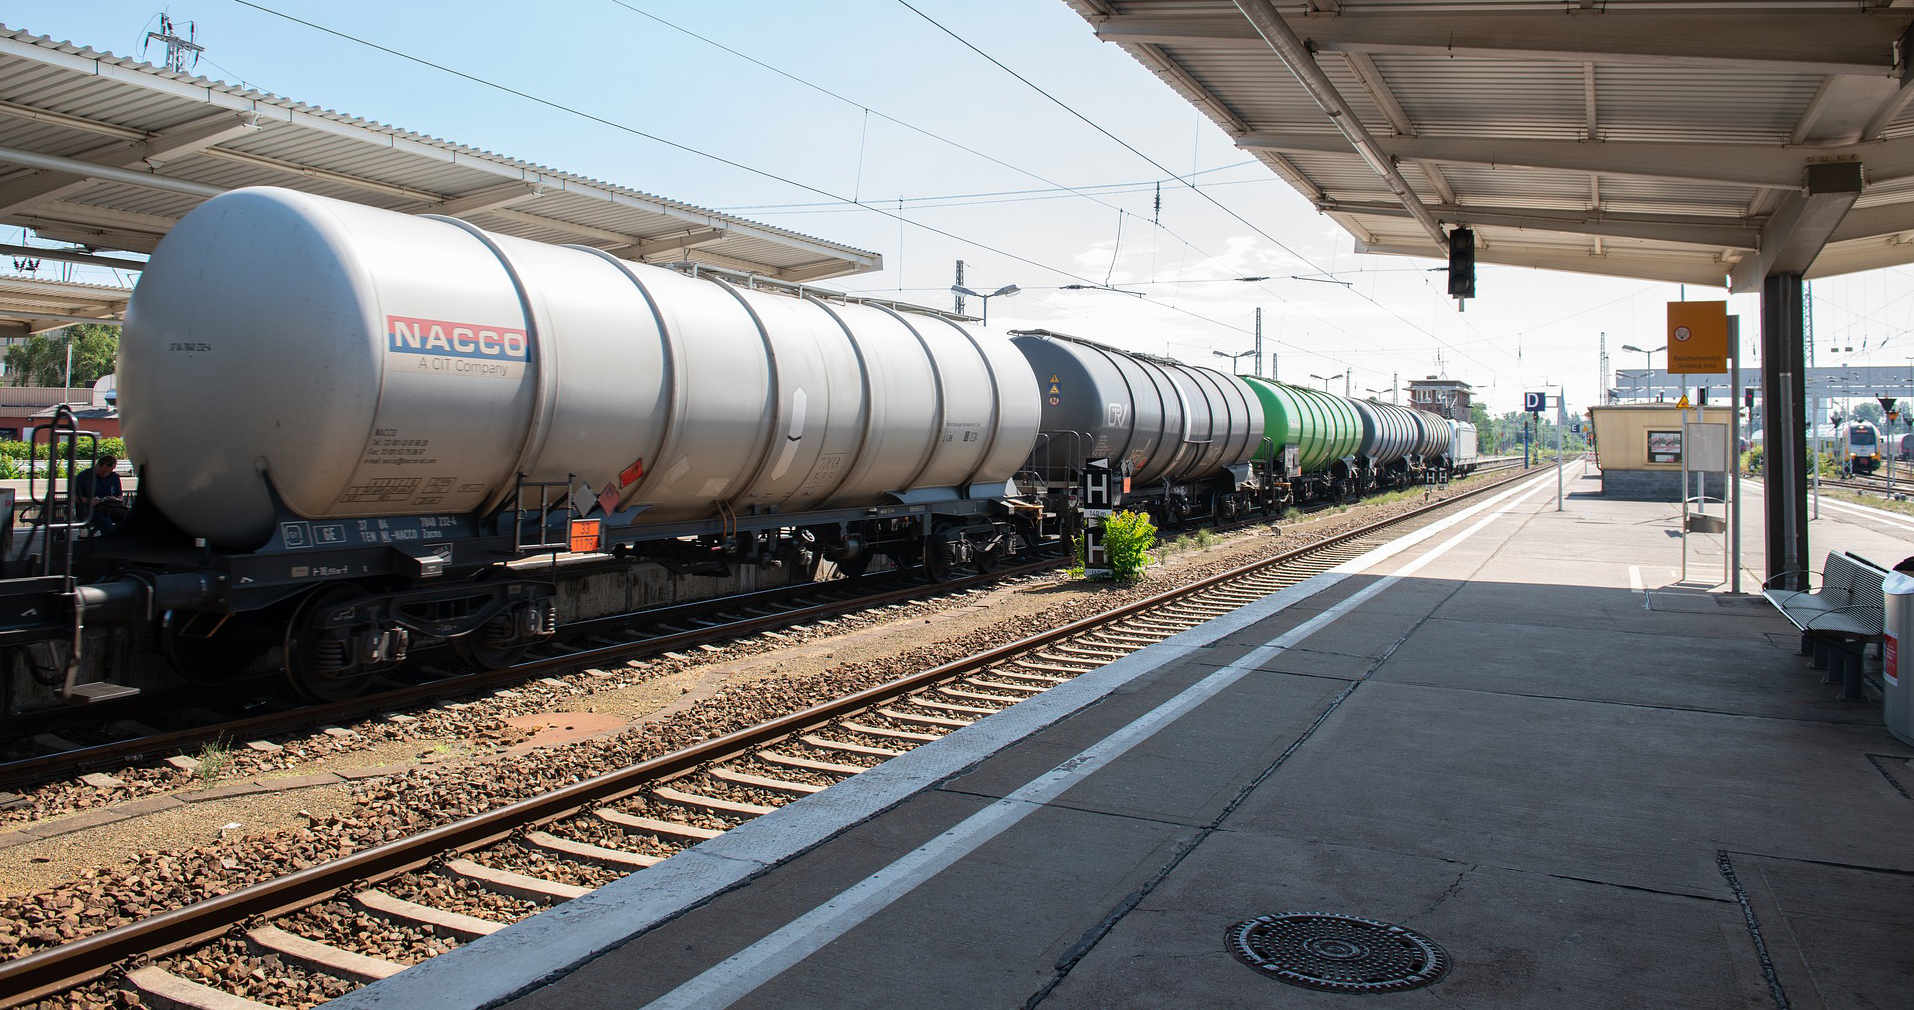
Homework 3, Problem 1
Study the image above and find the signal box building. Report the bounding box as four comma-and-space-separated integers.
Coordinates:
1588, 403, 1734, 501
1407, 377, 1472, 420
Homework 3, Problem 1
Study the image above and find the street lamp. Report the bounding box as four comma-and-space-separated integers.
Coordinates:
1213, 349, 1258, 376
1308, 372, 1344, 391
1364, 386, 1387, 401
950, 284, 1020, 325
1620, 344, 1665, 400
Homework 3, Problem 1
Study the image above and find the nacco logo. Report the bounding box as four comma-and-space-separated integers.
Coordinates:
387, 315, 529, 362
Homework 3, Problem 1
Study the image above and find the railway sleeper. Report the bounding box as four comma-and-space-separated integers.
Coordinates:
523, 829, 660, 870
124, 964, 281, 1010
245, 923, 406, 984
353, 889, 503, 940
757, 750, 867, 776
799, 733, 901, 758
652, 784, 778, 817
444, 857, 591, 903
964, 677, 1048, 694
709, 766, 826, 796
840, 720, 940, 743
595, 806, 725, 842
941, 685, 1028, 704
877, 707, 973, 730
916, 697, 1003, 716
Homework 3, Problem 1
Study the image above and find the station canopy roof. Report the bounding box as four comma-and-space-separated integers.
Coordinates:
1063, 1, 1914, 291
0, 27, 882, 336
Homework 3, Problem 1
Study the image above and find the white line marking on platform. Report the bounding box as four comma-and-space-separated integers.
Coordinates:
638, 476, 1557, 1010
1810, 493, 1914, 532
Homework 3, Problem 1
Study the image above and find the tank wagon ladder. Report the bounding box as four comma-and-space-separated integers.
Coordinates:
5, 406, 133, 704
510, 473, 577, 553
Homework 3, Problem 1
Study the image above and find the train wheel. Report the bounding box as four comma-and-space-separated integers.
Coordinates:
833, 553, 871, 580
450, 633, 530, 671
160, 611, 269, 686
283, 586, 383, 702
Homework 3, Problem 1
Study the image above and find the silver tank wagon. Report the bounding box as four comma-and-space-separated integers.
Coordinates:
123, 188, 1040, 549
1010, 330, 1261, 484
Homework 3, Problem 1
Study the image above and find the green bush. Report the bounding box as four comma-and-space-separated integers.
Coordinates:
1101, 509, 1157, 582
0, 437, 128, 464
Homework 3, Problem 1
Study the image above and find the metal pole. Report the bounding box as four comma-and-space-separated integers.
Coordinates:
1254, 308, 1263, 378
1555, 390, 1564, 511
1729, 319, 1741, 594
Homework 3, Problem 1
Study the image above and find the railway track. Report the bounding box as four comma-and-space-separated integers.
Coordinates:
0, 460, 1524, 796
0, 559, 1059, 794
0, 462, 1543, 1010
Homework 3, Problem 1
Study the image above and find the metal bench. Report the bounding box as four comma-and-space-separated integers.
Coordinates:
1762, 551, 1889, 701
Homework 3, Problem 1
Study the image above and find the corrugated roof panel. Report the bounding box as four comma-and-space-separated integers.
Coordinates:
1596, 66, 1816, 144
0, 28, 880, 280
1378, 57, 1588, 140
1157, 47, 1337, 129
1594, 177, 1755, 216
1438, 165, 1595, 209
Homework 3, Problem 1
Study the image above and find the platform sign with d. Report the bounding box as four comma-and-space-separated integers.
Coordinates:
1524, 391, 1546, 412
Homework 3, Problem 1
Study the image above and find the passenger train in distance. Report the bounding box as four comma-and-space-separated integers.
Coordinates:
0, 187, 1477, 702
1844, 421, 1882, 474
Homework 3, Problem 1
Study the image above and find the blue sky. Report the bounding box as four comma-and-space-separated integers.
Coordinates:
13, 1, 1914, 414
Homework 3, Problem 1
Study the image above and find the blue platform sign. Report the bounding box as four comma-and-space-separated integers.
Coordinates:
1524, 391, 1547, 412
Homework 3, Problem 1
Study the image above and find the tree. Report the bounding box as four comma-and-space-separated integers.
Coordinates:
4, 323, 117, 388
1470, 402, 1494, 452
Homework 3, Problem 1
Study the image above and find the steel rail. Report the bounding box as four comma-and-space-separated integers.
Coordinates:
0, 463, 1544, 1005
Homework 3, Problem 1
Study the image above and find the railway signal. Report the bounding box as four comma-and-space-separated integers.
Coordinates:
1447, 227, 1475, 301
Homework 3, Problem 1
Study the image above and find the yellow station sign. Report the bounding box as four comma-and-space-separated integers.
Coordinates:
1667, 300, 1728, 373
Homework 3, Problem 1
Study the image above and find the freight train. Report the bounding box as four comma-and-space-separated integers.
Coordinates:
1, 188, 1475, 703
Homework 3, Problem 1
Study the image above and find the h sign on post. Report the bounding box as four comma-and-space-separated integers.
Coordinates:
1524, 391, 1546, 412
1081, 458, 1115, 578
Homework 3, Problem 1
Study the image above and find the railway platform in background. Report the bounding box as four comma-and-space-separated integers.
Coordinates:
332, 462, 1914, 1010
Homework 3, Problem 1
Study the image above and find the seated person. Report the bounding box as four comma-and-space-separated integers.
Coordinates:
73, 455, 128, 534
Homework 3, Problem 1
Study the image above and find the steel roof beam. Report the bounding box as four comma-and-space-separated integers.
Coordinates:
1355, 237, 1730, 287
430, 181, 543, 219
0, 112, 254, 215
1319, 199, 1761, 249
1236, 132, 1914, 189
632, 227, 729, 260
1729, 162, 1864, 292
0, 143, 223, 203
1231, 0, 1446, 248
1093, 13, 1904, 76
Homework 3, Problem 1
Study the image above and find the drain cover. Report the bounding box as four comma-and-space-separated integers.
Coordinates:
1226, 913, 1449, 993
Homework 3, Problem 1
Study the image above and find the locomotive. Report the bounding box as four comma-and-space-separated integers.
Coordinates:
2, 188, 1475, 704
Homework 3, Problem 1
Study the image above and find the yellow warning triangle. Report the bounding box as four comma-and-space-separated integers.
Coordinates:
1676, 395, 1691, 409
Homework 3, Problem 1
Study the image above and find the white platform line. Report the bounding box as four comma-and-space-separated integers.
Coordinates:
637, 477, 1557, 1010
1809, 493, 1914, 533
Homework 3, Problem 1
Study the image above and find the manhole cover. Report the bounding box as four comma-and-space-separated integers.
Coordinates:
1226, 913, 1449, 993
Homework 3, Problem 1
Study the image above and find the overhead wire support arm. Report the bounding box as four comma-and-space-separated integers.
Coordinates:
1230, 0, 1448, 249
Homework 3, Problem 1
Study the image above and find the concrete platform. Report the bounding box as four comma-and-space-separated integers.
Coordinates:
330, 463, 1914, 1010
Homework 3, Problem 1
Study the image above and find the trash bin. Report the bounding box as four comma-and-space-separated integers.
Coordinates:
1882, 557, 1914, 746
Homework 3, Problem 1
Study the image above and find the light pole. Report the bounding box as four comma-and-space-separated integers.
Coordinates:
1620, 344, 1664, 400
1213, 349, 1258, 375
1309, 372, 1344, 392
950, 284, 1020, 325
1365, 387, 1388, 401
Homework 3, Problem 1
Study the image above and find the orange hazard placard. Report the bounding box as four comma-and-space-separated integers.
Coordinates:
569, 519, 603, 554
1667, 301, 1728, 373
